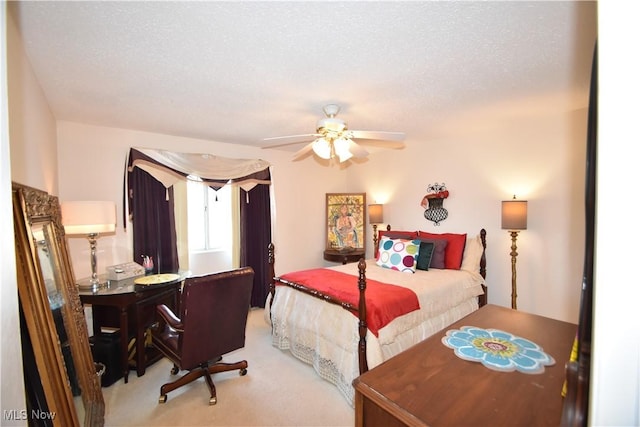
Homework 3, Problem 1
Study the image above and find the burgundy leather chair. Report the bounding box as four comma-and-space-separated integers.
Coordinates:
151, 267, 254, 405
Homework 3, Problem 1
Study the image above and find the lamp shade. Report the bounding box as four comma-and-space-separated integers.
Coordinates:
369, 204, 384, 224
312, 138, 332, 159
61, 201, 117, 235
501, 199, 528, 230
333, 138, 353, 163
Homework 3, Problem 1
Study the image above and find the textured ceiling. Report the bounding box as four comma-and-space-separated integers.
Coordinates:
9, 1, 597, 152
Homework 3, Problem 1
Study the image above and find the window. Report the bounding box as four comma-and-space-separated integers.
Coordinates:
186, 179, 232, 252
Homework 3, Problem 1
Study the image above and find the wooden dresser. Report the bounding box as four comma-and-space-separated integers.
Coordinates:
353, 304, 577, 426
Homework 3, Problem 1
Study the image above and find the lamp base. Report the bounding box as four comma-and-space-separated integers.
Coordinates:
77, 276, 108, 290
509, 230, 520, 310
77, 285, 103, 291
372, 224, 379, 250
79, 233, 107, 290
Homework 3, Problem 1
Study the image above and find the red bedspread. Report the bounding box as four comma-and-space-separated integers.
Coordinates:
278, 268, 420, 337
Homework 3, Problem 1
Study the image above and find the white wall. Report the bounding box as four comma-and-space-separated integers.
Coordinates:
1, 5, 25, 423
591, 2, 640, 425
6, 5, 57, 194
3, 7, 58, 423
347, 105, 588, 324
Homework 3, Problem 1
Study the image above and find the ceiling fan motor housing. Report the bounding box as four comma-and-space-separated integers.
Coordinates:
316, 103, 347, 135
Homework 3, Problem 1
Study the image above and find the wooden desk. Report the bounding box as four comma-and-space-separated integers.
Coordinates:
78, 274, 183, 383
353, 304, 577, 426
324, 249, 365, 264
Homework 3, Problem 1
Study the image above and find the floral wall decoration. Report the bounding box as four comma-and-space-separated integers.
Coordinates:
421, 182, 449, 225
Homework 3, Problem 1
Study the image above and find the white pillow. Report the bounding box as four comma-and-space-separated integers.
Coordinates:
460, 234, 484, 273
376, 237, 420, 273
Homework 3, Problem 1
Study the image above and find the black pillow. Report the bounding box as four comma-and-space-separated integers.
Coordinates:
416, 241, 435, 271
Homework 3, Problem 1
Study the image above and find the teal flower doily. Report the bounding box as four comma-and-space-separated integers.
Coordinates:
442, 326, 555, 374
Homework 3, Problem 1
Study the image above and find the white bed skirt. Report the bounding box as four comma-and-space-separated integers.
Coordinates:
265, 290, 479, 406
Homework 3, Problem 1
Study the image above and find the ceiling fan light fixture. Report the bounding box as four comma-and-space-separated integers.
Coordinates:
334, 138, 353, 162
264, 103, 405, 164
312, 138, 332, 159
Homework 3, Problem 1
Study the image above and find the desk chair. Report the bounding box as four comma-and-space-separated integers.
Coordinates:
151, 267, 254, 405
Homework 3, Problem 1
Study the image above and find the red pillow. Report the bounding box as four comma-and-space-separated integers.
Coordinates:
417, 231, 467, 270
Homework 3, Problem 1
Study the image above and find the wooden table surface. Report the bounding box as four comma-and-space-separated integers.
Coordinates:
353, 304, 577, 426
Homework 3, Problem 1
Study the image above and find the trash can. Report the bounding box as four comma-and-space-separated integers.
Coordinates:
89, 332, 123, 387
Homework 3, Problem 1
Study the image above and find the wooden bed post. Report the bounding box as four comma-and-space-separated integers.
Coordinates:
374, 225, 392, 259
357, 257, 368, 374
479, 228, 488, 306
268, 243, 276, 318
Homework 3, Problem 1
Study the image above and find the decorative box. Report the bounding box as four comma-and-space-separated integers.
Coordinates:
106, 262, 145, 281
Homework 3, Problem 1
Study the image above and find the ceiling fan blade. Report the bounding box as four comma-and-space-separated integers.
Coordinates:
292, 142, 315, 160
348, 140, 369, 158
350, 130, 405, 141
352, 139, 405, 149
261, 134, 319, 148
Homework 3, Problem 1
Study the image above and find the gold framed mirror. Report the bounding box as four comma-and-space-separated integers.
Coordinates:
12, 183, 105, 427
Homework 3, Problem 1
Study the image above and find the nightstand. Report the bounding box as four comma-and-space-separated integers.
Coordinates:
323, 249, 365, 265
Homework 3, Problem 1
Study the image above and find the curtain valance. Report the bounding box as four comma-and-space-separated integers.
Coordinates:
127, 147, 271, 191
126, 147, 271, 225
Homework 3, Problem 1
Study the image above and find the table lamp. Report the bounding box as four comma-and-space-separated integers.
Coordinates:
501, 196, 527, 309
369, 204, 384, 251
61, 201, 116, 289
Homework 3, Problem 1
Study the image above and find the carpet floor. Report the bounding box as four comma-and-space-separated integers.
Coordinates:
101, 308, 354, 426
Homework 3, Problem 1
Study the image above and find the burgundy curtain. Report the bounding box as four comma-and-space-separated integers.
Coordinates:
240, 172, 272, 308
128, 167, 179, 273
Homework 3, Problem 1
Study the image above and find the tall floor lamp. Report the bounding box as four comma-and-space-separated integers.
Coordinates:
369, 204, 384, 251
501, 196, 527, 309
61, 201, 116, 289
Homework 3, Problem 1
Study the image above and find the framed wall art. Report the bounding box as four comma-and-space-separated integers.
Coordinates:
325, 193, 366, 251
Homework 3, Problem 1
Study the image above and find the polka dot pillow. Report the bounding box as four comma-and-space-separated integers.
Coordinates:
376, 237, 421, 273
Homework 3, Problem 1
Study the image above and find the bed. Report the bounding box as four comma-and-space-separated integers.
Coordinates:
265, 228, 487, 406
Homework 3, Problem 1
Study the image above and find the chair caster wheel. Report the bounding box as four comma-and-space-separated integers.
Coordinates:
159, 395, 167, 404
240, 368, 247, 376
209, 396, 217, 405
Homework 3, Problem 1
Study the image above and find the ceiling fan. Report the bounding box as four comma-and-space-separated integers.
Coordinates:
262, 104, 405, 163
